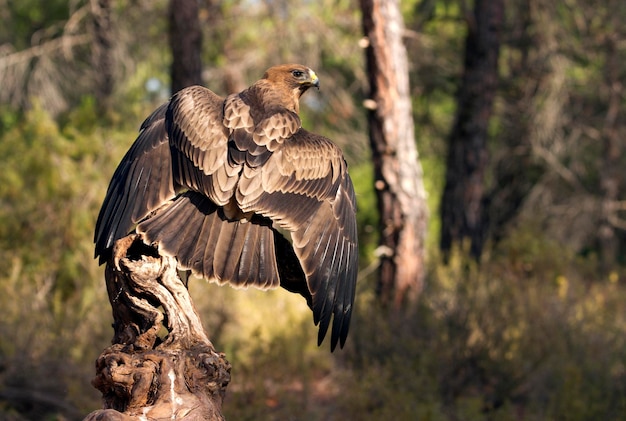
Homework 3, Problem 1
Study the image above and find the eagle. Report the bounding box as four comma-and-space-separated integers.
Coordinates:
94, 64, 358, 351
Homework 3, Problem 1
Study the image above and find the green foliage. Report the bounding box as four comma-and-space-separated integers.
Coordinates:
329, 238, 626, 420
189, 283, 334, 421
0, 99, 140, 419
350, 162, 379, 264
2, 0, 626, 419
0, 0, 73, 49
0, 101, 101, 300
192, 227, 626, 421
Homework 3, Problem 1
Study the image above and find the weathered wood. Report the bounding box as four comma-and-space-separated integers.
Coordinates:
84, 234, 231, 421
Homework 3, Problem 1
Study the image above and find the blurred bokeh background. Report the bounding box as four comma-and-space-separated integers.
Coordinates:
2, 0, 626, 419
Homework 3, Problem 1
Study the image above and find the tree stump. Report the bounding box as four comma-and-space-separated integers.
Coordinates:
83, 234, 231, 421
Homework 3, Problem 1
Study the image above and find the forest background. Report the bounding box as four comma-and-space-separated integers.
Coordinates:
2, 0, 626, 420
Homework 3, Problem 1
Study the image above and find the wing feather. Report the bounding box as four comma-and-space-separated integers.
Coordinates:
94, 102, 176, 260
96, 67, 358, 351
252, 112, 301, 150
237, 129, 358, 350
137, 192, 281, 290
169, 87, 228, 168
167, 86, 235, 205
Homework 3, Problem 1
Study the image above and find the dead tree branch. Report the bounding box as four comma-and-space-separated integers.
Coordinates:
83, 234, 231, 421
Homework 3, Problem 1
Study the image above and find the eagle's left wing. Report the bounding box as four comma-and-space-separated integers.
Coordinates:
236, 128, 358, 351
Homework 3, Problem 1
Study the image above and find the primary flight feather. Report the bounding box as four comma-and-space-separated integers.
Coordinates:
94, 64, 358, 351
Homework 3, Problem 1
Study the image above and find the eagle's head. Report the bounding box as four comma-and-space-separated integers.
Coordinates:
263, 64, 320, 93
257, 64, 320, 114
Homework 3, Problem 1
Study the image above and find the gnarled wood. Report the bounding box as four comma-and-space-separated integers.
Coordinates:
84, 234, 231, 421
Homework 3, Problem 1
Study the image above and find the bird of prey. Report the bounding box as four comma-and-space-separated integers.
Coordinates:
94, 64, 358, 351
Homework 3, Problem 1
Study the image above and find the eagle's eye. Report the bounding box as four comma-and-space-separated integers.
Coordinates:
291, 70, 305, 78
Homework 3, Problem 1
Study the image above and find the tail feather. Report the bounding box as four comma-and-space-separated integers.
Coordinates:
137, 192, 280, 289
214, 217, 246, 282
195, 213, 220, 277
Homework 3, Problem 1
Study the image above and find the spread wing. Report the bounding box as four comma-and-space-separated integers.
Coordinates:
138, 87, 284, 290
236, 129, 359, 351
95, 77, 358, 351
94, 103, 176, 261
94, 85, 229, 261
137, 191, 282, 290
166, 86, 235, 205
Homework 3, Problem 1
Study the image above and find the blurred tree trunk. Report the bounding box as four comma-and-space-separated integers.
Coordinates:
169, 0, 203, 93
599, 34, 621, 272
360, 0, 429, 307
487, 0, 539, 246
487, 137, 536, 248
90, 0, 114, 113
440, 0, 503, 260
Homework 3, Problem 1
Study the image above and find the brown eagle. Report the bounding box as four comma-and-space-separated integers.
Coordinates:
94, 64, 358, 351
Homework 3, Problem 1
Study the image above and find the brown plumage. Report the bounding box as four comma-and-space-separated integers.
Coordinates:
94, 64, 358, 351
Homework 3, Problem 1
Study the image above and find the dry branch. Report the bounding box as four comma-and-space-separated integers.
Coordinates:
83, 234, 231, 421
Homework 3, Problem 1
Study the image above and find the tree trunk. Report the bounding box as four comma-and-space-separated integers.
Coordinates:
360, 0, 429, 307
83, 235, 230, 421
440, 0, 503, 260
169, 0, 203, 93
486, 0, 537, 247
90, 0, 114, 113
599, 34, 621, 273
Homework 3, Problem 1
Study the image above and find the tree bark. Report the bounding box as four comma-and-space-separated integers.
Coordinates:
440, 0, 503, 260
360, 0, 429, 307
169, 0, 203, 93
83, 235, 230, 421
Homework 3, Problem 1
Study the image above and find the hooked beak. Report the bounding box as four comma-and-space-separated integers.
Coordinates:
309, 70, 320, 90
